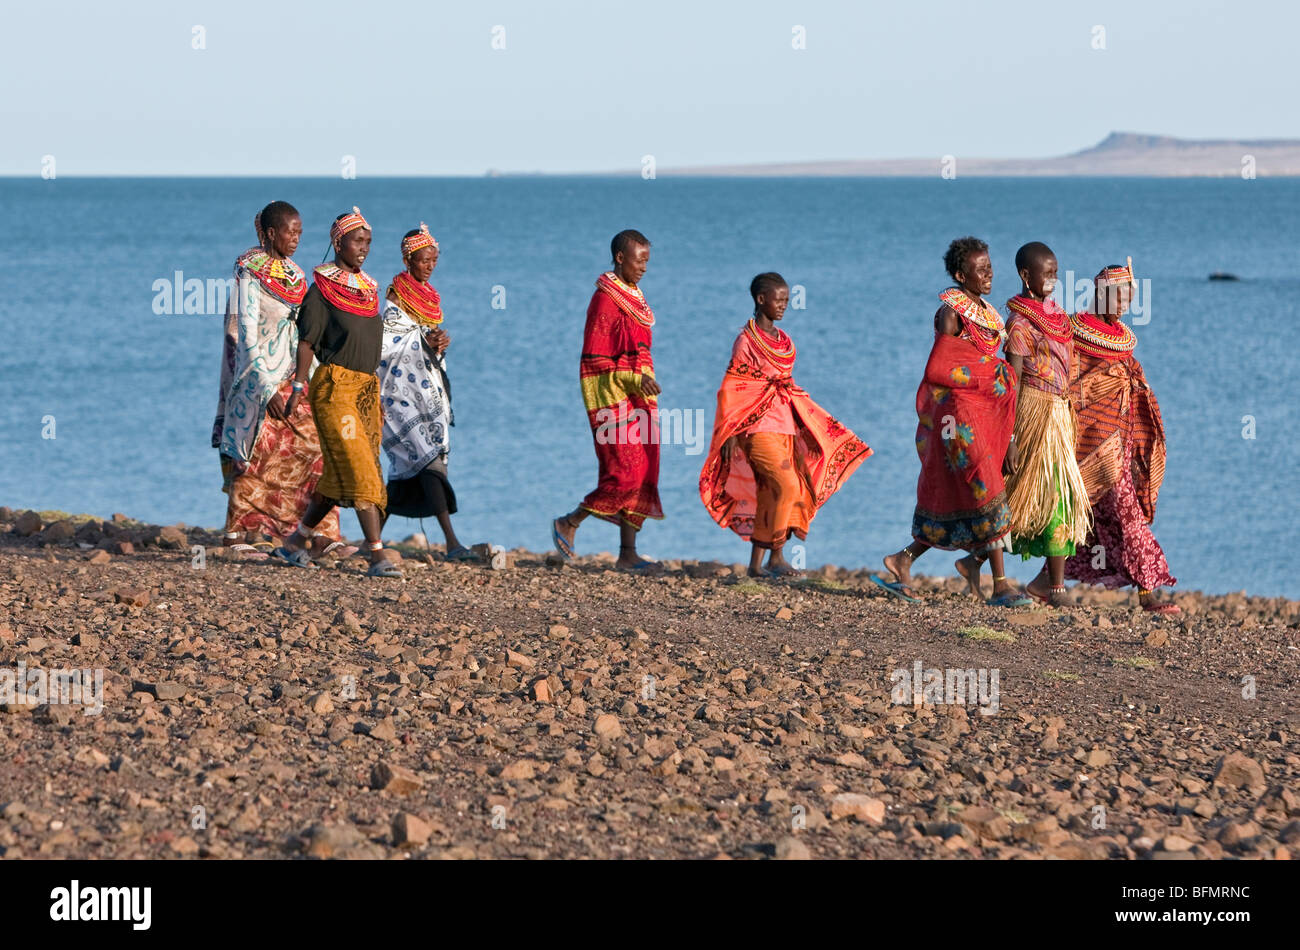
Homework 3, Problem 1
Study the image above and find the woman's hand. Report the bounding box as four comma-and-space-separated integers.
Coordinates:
640, 373, 662, 397
284, 391, 301, 418
720, 435, 739, 464
425, 328, 450, 355
1002, 439, 1019, 477
267, 392, 288, 420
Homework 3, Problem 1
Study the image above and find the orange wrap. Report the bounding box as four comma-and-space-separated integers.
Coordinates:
700, 362, 870, 544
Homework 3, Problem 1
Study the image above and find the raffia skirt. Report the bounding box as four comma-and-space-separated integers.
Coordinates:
1006, 386, 1091, 558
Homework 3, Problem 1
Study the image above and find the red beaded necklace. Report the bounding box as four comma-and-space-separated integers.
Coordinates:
389, 271, 443, 327
1070, 310, 1136, 360
1006, 294, 1072, 343
744, 319, 796, 371
314, 264, 379, 318
596, 272, 654, 327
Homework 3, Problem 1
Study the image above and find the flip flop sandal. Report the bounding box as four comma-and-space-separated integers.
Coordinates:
270, 546, 318, 569
1027, 585, 1067, 607
444, 545, 477, 562
869, 574, 922, 604
551, 518, 575, 561
366, 559, 404, 579
617, 561, 662, 575
1142, 601, 1181, 615
988, 590, 1032, 608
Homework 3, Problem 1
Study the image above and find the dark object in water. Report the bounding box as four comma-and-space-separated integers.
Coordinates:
1208, 272, 1240, 281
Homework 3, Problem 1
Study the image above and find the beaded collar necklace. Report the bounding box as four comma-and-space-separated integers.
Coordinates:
237, 247, 307, 306
1070, 310, 1136, 360
314, 263, 379, 317
1006, 294, 1072, 343
938, 287, 1005, 355
744, 319, 796, 371
388, 271, 443, 327
597, 271, 654, 327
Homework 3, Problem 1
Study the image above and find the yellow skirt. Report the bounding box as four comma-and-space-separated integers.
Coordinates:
309, 363, 386, 512
1006, 385, 1091, 547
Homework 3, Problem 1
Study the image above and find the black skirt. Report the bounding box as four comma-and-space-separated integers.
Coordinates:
385, 463, 457, 518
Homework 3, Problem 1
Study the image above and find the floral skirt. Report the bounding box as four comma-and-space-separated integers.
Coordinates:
1064, 441, 1175, 590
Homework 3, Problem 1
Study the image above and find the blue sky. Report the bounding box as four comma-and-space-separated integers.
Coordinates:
4, 0, 1294, 175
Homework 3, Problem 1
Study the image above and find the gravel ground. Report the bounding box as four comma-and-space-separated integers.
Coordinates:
1, 509, 1297, 860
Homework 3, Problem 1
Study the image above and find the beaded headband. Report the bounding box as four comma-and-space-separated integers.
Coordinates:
330, 206, 370, 245
401, 222, 438, 258
1096, 256, 1135, 287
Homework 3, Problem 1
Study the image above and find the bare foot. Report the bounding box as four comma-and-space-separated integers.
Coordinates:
882, 552, 913, 586
954, 555, 983, 599
766, 562, 801, 577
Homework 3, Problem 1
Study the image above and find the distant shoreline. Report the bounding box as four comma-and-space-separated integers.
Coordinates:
8, 133, 1299, 178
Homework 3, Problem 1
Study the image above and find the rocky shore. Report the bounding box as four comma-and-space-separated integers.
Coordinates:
1, 508, 1297, 860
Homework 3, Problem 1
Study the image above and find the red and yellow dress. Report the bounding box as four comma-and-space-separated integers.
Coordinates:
1063, 312, 1174, 591
699, 320, 871, 548
911, 288, 1017, 551
578, 272, 662, 530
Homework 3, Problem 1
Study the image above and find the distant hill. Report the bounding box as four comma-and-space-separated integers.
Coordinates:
659, 132, 1300, 177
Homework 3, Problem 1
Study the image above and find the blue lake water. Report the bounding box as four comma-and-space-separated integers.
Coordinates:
0, 176, 1295, 596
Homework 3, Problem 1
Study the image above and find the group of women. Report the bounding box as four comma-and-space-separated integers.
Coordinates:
213, 208, 1176, 612
213, 203, 460, 580
874, 237, 1176, 612
550, 231, 1175, 612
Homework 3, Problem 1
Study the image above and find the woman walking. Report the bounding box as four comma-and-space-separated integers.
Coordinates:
552, 230, 663, 572
700, 272, 870, 577
378, 223, 471, 559
212, 201, 344, 559
878, 237, 1028, 607
1064, 260, 1177, 613
273, 207, 401, 578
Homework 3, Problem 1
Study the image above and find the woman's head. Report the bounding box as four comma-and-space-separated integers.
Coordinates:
1014, 241, 1058, 300
259, 200, 301, 258
1094, 263, 1134, 317
749, 272, 789, 321
944, 236, 992, 296
611, 229, 650, 286
330, 207, 371, 270
402, 223, 440, 282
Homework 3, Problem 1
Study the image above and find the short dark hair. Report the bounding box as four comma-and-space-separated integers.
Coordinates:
749, 272, 788, 304
1014, 241, 1055, 274
611, 229, 650, 262
944, 236, 988, 281
259, 200, 299, 235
